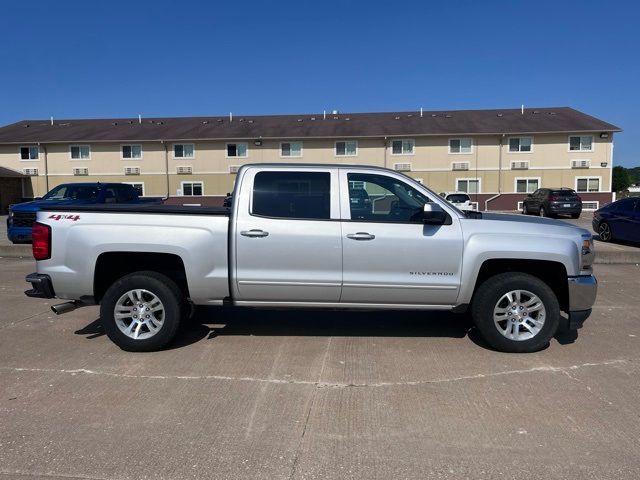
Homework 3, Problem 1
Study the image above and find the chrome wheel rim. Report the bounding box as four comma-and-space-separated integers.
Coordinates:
114, 289, 165, 340
539, 207, 545, 217
493, 290, 546, 341
599, 223, 611, 241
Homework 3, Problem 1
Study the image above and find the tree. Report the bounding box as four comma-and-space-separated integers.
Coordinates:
612, 166, 631, 192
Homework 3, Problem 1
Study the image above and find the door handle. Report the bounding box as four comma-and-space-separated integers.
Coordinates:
241, 229, 269, 238
346, 232, 375, 241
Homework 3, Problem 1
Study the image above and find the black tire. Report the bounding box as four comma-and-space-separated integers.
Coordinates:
571, 213, 580, 219
471, 273, 560, 353
598, 222, 613, 242
522, 203, 529, 215
100, 271, 184, 352
539, 206, 547, 217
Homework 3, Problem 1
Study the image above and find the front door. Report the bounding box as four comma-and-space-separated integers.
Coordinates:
339, 170, 463, 306
234, 168, 342, 303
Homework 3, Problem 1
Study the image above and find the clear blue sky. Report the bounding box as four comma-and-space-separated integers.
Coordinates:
1, 0, 638, 166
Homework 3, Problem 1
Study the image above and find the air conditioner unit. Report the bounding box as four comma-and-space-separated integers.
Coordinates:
124, 167, 140, 175
177, 166, 193, 174
511, 161, 529, 170
73, 167, 89, 176
229, 165, 240, 174
22, 168, 38, 176
452, 162, 469, 171
571, 160, 591, 169
394, 163, 411, 172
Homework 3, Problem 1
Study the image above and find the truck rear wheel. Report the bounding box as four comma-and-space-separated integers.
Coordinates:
471, 273, 560, 353
100, 271, 183, 352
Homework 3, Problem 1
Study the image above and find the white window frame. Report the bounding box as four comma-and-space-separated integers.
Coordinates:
448, 138, 473, 155
335, 140, 358, 157
19, 145, 39, 161
121, 144, 143, 160
124, 182, 145, 196
180, 181, 204, 196
69, 144, 91, 160
172, 143, 195, 159
514, 177, 541, 194
508, 136, 533, 153
279, 141, 303, 158
575, 176, 601, 193
456, 178, 481, 194
226, 142, 248, 158
568, 135, 594, 152
390, 139, 415, 156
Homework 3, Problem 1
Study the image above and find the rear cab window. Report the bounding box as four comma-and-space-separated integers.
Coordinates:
251, 171, 331, 220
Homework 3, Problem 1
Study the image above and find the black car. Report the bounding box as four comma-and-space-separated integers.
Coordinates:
522, 188, 582, 218
592, 197, 640, 243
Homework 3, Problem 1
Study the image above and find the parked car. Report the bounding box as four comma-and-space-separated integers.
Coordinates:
7, 183, 158, 243
24, 164, 597, 354
592, 197, 640, 243
439, 191, 477, 211
522, 188, 582, 218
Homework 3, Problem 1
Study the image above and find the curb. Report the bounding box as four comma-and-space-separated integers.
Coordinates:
0, 245, 32, 258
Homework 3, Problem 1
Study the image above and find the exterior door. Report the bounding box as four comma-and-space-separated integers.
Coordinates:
339, 170, 463, 306
234, 168, 343, 303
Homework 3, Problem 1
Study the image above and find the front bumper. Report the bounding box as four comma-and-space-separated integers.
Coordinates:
565, 275, 597, 330
25, 273, 56, 299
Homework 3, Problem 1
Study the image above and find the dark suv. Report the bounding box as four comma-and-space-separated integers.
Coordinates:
522, 188, 582, 218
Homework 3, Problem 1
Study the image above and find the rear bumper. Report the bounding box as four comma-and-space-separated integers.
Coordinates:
548, 205, 582, 214
25, 273, 56, 299
7, 226, 32, 243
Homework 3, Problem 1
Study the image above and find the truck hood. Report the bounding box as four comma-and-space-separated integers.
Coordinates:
477, 212, 592, 237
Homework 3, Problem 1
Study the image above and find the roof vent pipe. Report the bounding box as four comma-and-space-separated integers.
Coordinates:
323, 110, 326, 120
521, 104, 524, 115
420, 107, 423, 117
138, 114, 142, 124
50, 116, 53, 126
230, 112, 233, 122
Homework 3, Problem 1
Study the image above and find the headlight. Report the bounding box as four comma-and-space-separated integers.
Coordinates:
581, 236, 594, 268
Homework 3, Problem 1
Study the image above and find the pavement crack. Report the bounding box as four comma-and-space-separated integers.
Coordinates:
1, 358, 632, 389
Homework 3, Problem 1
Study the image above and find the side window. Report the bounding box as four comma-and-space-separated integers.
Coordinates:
347, 173, 429, 223
117, 185, 136, 202
103, 187, 117, 203
252, 171, 331, 220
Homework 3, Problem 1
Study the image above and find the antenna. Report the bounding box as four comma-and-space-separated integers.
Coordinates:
420, 107, 423, 117
521, 104, 524, 115
50, 116, 54, 126
138, 114, 142, 124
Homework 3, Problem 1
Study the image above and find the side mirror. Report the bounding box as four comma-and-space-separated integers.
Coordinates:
423, 202, 447, 225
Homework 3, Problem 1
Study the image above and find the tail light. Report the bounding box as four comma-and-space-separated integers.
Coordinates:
548, 195, 558, 202
32, 222, 51, 260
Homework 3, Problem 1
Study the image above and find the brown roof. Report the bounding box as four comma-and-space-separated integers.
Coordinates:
0, 166, 25, 177
0, 107, 621, 144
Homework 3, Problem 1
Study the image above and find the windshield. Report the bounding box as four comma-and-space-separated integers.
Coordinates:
43, 184, 100, 201
446, 194, 470, 203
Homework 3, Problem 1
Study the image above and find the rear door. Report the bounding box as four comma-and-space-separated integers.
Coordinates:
339, 169, 463, 306
614, 198, 638, 241
234, 168, 343, 303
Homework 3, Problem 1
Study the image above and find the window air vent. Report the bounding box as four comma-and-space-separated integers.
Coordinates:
22, 168, 38, 176
571, 160, 591, 169
511, 161, 529, 170
452, 162, 469, 171
125, 167, 140, 175
73, 167, 89, 176
177, 166, 193, 174
394, 163, 412, 172
229, 165, 240, 174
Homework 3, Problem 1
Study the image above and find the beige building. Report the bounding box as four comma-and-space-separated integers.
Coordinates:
0, 107, 621, 210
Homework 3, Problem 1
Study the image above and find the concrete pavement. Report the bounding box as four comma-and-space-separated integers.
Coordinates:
1, 257, 639, 479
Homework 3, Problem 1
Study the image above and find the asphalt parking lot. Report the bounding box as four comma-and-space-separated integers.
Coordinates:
1, 257, 639, 479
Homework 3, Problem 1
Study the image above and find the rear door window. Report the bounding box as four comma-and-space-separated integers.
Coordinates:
252, 171, 331, 220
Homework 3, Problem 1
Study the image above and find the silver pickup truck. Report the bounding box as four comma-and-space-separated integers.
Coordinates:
25, 164, 597, 353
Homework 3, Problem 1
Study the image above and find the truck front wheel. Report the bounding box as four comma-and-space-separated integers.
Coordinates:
100, 271, 184, 352
471, 273, 560, 353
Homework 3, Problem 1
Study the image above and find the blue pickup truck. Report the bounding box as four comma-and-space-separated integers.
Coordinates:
7, 183, 159, 243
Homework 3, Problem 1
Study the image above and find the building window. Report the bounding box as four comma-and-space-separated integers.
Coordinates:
20, 146, 39, 160
569, 135, 593, 152
124, 182, 145, 196
174, 143, 194, 158
391, 139, 415, 155
122, 145, 142, 159
456, 179, 480, 193
576, 177, 600, 192
70, 145, 91, 160
280, 141, 303, 157
449, 138, 473, 154
226, 142, 248, 158
509, 137, 532, 152
181, 181, 203, 196
335, 140, 358, 156
516, 178, 539, 193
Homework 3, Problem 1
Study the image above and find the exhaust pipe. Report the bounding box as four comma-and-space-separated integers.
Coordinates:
51, 301, 79, 315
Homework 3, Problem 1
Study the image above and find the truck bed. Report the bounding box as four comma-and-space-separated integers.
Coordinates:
39, 204, 230, 216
